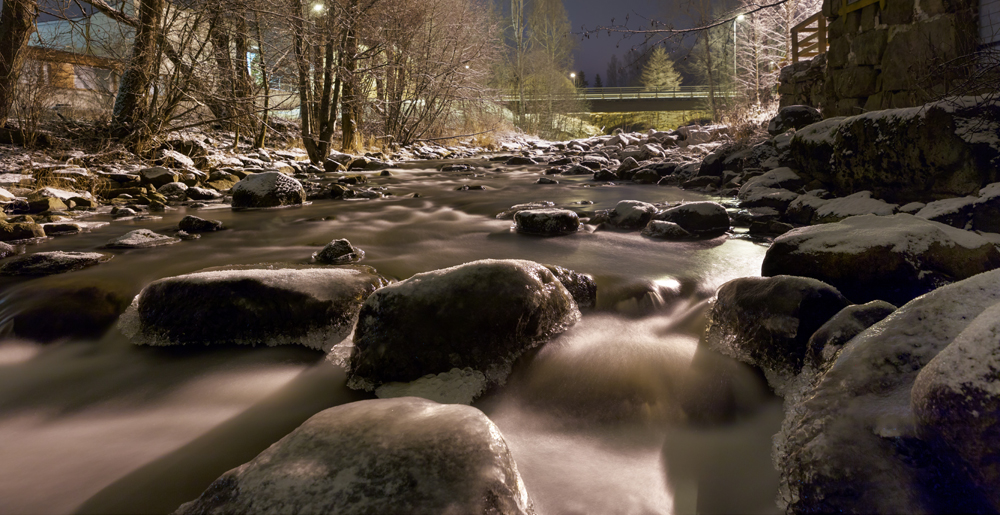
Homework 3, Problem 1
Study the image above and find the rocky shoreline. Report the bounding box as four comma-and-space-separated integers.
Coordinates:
2, 96, 999, 513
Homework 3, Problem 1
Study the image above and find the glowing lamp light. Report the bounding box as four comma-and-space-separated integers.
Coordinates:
312, 3, 323, 12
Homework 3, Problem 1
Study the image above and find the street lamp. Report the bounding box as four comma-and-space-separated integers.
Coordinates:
733, 14, 745, 79
570, 72, 576, 87
312, 3, 323, 12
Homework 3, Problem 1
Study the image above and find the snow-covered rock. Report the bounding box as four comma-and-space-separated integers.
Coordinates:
139, 167, 180, 188
912, 302, 1000, 511
788, 97, 1000, 202
175, 398, 532, 515
775, 269, 1000, 514
914, 196, 977, 229
121, 265, 388, 351
813, 191, 897, 223
513, 208, 579, 236
347, 259, 579, 392
707, 275, 850, 393
230, 171, 305, 209
762, 214, 1000, 305
0, 251, 112, 276
782, 193, 829, 225
651, 201, 730, 238
496, 202, 556, 220
104, 229, 181, 249
186, 186, 222, 201
767, 105, 822, 136
157, 182, 189, 199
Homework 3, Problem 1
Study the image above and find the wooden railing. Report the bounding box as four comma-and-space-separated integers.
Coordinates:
791, 12, 828, 62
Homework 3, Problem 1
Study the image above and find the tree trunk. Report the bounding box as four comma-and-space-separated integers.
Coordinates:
702, 34, 718, 122
340, 3, 360, 153
112, 0, 164, 135
0, 0, 36, 125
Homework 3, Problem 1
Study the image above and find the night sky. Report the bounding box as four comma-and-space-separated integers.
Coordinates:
564, 0, 673, 83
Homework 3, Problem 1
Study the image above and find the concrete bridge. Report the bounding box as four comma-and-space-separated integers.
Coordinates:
502, 86, 720, 113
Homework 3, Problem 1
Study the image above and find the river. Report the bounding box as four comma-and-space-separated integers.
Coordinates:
0, 158, 780, 515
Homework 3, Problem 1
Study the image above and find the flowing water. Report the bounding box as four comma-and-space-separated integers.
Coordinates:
0, 160, 781, 515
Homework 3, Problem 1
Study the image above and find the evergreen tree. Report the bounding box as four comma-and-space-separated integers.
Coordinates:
594, 74, 603, 87
641, 46, 683, 91
578, 70, 588, 87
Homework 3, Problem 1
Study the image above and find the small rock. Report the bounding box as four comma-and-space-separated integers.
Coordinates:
513, 208, 580, 236
105, 229, 181, 249
178, 215, 225, 233
652, 201, 730, 238
608, 200, 657, 230
640, 220, 692, 240
0, 221, 45, 241
767, 105, 822, 136
313, 239, 364, 264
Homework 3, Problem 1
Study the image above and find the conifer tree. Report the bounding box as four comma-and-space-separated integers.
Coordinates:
640, 46, 682, 91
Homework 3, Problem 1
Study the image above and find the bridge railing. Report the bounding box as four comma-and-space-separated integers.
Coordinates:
500, 85, 717, 102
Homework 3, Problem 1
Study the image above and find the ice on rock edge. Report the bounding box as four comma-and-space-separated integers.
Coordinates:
375, 367, 489, 405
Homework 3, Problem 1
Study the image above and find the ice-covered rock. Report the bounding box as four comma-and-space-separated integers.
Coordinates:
804, 300, 896, 370
174, 398, 532, 515
121, 265, 388, 351
813, 191, 898, 223
313, 239, 364, 264
0, 251, 112, 276
775, 269, 1000, 514
607, 200, 657, 230
650, 201, 729, 238
762, 214, 1000, 305
0, 241, 16, 258
513, 208, 579, 236
912, 302, 1000, 511
543, 264, 596, 310
230, 171, 305, 209
104, 229, 181, 249
707, 275, 850, 393
348, 259, 579, 391
640, 220, 692, 240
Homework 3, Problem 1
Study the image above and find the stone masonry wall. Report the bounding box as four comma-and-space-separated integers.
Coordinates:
779, 0, 979, 117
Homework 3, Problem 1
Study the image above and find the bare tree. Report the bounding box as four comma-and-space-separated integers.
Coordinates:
0, 0, 37, 126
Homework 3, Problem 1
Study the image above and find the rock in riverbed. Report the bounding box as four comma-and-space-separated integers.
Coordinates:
105, 229, 181, 249
761, 214, 1000, 305
121, 265, 388, 350
348, 259, 580, 391
175, 397, 532, 515
513, 209, 579, 236
0, 251, 112, 276
231, 171, 306, 208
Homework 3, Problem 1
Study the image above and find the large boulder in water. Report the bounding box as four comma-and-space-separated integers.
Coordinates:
347, 259, 580, 390
175, 397, 532, 515
775, 269, 1000, 514
707, 275, 850, 393
651, 201, 730, 238
0, 251, 112, 276
761, 214, 1000, 305
121, 265, 388, 351
230, 171, 305, 209
912, 302, 1000, 511
513, 209, 579, 236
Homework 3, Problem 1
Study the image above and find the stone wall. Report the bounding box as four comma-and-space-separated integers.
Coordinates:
778, 54, 827, 109
780, 0, 979, 116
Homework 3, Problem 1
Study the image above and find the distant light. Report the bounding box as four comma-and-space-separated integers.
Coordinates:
570, 73, 576, 78
312, 3, 323, 12
736, 14, 745, 21
465, 65, 470, 69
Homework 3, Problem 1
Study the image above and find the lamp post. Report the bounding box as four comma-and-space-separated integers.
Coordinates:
570, 72, 576, 87
733, 14, 745, 80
